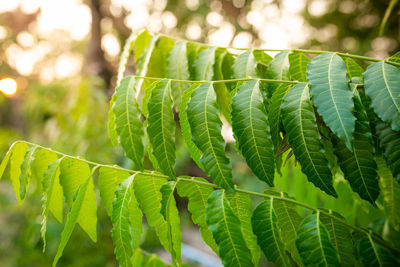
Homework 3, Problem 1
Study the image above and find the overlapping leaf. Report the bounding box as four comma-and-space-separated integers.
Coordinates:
289, 52, 310, 82
231, 80, 275, 185
344, 57, 364, 79
233, 49, 257, 78
358, 235, 398, 267
18, 146, 38, 200
266, 51, 290, 94
9, 142, 28, 203
307, 52, 355, 151
376, 122, 400, 182
214, 49, 233, 123
187, 83, 233, 190
281, 83, 337, 197
194, 46, 216, 80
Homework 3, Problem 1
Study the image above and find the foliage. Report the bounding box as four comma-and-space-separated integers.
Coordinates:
1, 29, 400, 266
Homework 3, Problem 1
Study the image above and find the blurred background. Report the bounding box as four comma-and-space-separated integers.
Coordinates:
0, 0, 399, 266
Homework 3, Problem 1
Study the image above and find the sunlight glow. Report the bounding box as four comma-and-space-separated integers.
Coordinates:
0, 78, 18, 96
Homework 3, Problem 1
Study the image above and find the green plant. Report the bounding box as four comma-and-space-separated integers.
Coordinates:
1, 29, 400, 266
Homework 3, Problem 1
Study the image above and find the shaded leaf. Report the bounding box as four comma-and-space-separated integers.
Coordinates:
344, 57, 364, 79
358, 235, 398, 267
19, 146, 38, 200
194, 46, 216, 80
376, 122, 400, 182
289, 52, 310, 82
266, 51, 290, 94
233, 49, 257, 78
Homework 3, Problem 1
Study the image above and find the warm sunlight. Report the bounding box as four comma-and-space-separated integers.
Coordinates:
0, 77, 17, 96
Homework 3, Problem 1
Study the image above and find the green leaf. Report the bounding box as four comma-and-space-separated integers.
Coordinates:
358, 235, 398, 267
147, 79, 176, 178
377, 157, 400, 230
167, 41, 190, 108
376, 122, 400, 182
233, 49, 257, 78
98, 166, 130, 217
231, 80, 275, 185
319, 210, 354, 266
176, 177, 218, 254
214, 50, 233, 123
194, 46, 216, 80
281, 83, 337, 197
363, 61, 400, 131
187, 42, 203, 80
160, 181, 182, 265
388, 51, 400, 63
132, 248, 143, 267
19, 146, 38, 200
113, 76, 145, 169
108, 94, 119, 146
289, 52, 310, 82
134, 30, 152, 64
205, 190, 254, 267
0, 142, 17, 180
59, 158, 97, 241
52, 175, 96, 267
331, 94, 379, 204
31, 149, 58, 187
187, 83, 233, 190
307, 52, 355, 151
9, 142, 28, 203
266, 51, 290, 94
147, 36, 174, 79
179, 83, 204, 170
344, 57, 364, 79
133, 174, 171, 252
143, 254, 165, 267
227, 192, 260, 265
252, 199, 290, 267
112, 174, 143, 267
268, 83, 291, 174
295, 213, 340, 266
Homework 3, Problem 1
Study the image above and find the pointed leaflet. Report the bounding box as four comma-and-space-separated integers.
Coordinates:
266, 51, 290, 94
176, 177, 218, 254
160, 181, 182, 265
253, 50, 273, 79
252, 199, 290, 267
194, 46, 216, 80
331, 94, 379, 204
281, 83, 337, 197
113, 76, 145, 169
112, 174, 143, 267
295, 213, 340, 266
289, 52, 310, 82
52, 175, 96, 267
376, 122, 400, 182
59, 158, 97, 241
377, 157, 400, 230
344, 57, 364, 79
0, 142, 15, 179
133, 174, 171, 252
214, 50, 233, 123
187, 83, 233, 190
233, 49, 257, 78
98, 166, 130, 216
307, 52, 355, 151
363, 61, 400, 131
167, 41, 190, 108
179, 83, 204, 170
231, 80, 275, 185
19, 146, 38, 200
319, 210, 354, 266
226, 192, 260, 265
205, 190, 253, 267
388, 51, 400, 63
9, 142, 28, 203
358, 235, 398, 267
147, 79, 176, 178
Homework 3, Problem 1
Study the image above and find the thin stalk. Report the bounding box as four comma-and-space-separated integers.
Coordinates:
8, 140, 400, 254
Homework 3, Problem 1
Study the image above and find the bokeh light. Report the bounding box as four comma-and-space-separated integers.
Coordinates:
0, 77, 18, 96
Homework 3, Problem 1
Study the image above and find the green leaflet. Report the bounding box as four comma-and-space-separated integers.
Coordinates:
134, 30, 152, 64
132, 248, 143, 267
179, 83, 204, 170
19, 146, 38, 200
0, 142, 15, 179
160, 181, 182, 265
108, 94, 119, 146
388, 51, 400, 63
363, 61, 400, 131
176, 177, 218, 254
147, 36, 175, 79
281, 83, 337, 197
147, 79, 176, 178
231, 80, 275, 186
41, 158, 64, 251
376, 122, 400, 182
377, 157, 400, 230
112, 174, 143, 267
344, 57, 364, 79
113, 76, 145, 169
10, 142, 28, 203
233, 49, 257, 78
59, 158, 97, 242
194, 46, 216, 80
187, 42, 203, 80
205, 190, 253, 267
133, 174, 171, 253
143, 254, 166, 267
214, 50, 233, 123
358, 235, 398, 267
295, 213, 340, 266
167, 41, 190, 108
187, 83, 233, 191
331, 94, 379, 204
307, 52, 355, 151
98, 166, 130, 216
288, 52, 310, 82
253, 50, 273, 79
266, 51, 290, 94
252, 199, 290, 267
268, 83, 291, 174
53, 175, 96, 267
31, 149, 58, 188
319, 210, 354, 266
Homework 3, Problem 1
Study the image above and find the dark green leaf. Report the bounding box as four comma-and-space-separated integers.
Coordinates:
387, 51, 400, 63
358, 235, 398, 267
376, 122, 400, 182
344, 57, 364, 79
